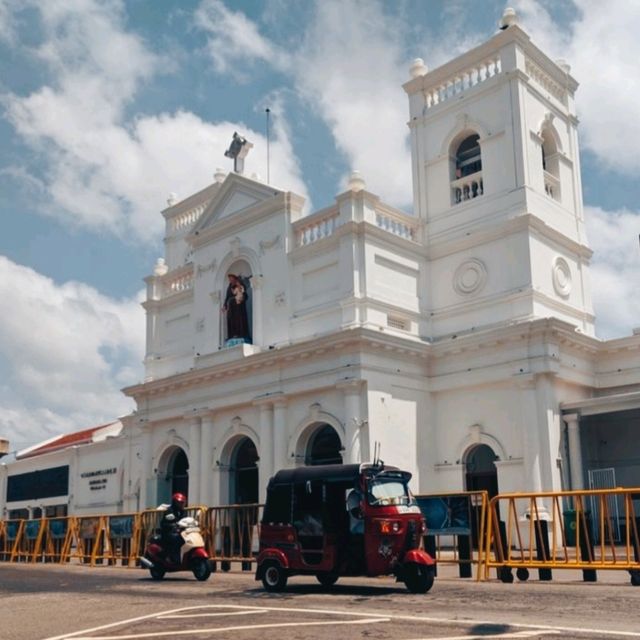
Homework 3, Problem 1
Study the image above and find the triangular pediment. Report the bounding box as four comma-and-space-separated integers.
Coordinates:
191, 173, 284, 235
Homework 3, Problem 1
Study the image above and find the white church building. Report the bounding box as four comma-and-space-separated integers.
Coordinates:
2, 10, 639, 519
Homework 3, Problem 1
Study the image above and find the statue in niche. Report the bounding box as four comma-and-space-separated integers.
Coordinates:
223, 274, 251, 342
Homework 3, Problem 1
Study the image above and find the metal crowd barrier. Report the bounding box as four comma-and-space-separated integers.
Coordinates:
482, 488, 640, 584
3, 489, 638, 586
204, 503, 261, 570
415, 490, 488, 580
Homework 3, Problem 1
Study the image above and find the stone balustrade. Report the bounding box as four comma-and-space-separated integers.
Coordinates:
162, 268, 194, 297
171, 204, 207, 232
423, 56, 502, 111
295, 209, 340, 247
375, 211, 417, 240
452, 172, 484, 205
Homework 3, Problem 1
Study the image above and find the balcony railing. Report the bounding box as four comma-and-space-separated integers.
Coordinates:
452, 171, 484, 205
544, 171, 560, 200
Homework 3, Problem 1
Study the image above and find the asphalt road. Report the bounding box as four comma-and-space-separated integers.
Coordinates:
1, 563, 639, 640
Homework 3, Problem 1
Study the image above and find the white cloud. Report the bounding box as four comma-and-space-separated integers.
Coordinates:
194, 0, 290, 76
0, 0, 18, 45
0, 255, 145, 449
291, 1, 412, 205
585, 206, 640, 339
3, 0, 309, 242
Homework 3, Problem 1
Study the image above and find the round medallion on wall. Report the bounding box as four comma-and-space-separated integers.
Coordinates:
453, 258, 487, 295
552, 256, 572, 298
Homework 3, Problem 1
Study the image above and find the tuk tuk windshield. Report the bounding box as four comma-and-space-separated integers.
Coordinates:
367, 478, 414, 507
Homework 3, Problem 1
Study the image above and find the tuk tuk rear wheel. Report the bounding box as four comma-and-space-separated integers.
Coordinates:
403, 563, 435, 594
316, 572, 339, 587
261, 560, 287, 592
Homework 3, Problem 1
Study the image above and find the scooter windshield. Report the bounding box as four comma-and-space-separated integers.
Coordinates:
367, 479, 414, 506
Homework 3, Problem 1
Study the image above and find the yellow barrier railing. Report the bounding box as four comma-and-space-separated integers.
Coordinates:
204, 503, 261, 569
483, 488, 640, 582
3, 489, 637, 585
415, 491, 488, 580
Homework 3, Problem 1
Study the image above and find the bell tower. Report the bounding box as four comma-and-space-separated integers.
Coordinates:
404, 8, 594, 337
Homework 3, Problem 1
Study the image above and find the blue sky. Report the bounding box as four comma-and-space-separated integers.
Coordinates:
1, 0, 639, 451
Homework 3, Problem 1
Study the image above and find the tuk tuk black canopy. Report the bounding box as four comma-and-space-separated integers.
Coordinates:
268, 464, 362, 487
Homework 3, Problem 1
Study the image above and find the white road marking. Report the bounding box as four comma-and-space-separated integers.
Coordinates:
42, 602, 640, 640
157, 609, 268, 619
68, 617, 389, 640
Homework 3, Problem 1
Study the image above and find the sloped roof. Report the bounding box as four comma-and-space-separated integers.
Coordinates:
17, 421, 122, 460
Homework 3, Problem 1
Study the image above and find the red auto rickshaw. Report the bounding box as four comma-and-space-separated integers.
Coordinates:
255, 463, 435, 593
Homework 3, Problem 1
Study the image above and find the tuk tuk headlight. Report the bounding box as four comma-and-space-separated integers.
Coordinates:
378, 520, 402, 534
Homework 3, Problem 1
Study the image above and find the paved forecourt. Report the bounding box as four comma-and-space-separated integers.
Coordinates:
2, 564, 639, 640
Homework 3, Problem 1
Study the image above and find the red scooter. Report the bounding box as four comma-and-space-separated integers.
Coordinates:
140, 516, 212, 581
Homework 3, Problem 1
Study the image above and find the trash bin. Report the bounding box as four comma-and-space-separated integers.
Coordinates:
563, 509, 592, 546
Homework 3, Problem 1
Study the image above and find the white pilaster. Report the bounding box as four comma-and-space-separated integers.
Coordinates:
339, 379, 365, 464
251, 275, 264, 347
188, 415, 202, 504
565, 413, 584, 490
140, 422, 153, 508
199, 413, 215, 507
256, 402, 274, 501
273, 399, 288, 471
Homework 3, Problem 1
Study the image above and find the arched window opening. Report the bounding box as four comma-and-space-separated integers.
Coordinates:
170, 448, 189, 497
541, 130, 560, 201
305, 424, 343, 466
452, 134, 483, 204
230, 437, 259, 505
222, 260, 253, 347
156, 446, 189, 506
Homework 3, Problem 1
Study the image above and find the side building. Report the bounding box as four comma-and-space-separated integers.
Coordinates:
2, 10, 639, 519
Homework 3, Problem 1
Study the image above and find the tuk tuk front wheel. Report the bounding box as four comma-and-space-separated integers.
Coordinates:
316, 572, 339, 588
403, 563, 435, 594
261, 560, 288, 592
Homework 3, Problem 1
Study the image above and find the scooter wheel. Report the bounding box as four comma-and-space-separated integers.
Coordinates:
261, 560, 287, 592
192, 558, 212, 582
150, 566, 166, 580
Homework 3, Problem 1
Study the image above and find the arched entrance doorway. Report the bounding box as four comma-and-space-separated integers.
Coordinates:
230, 437, 259, 505
464, 443, 498, 550
157, 446, 189, 505
464, 443, 498, 497
305, 424, 343, 466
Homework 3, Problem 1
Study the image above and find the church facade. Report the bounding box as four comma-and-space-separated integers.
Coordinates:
2, 12, 639, 519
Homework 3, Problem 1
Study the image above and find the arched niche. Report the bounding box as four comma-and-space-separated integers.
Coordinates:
221, 258, 253, 346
